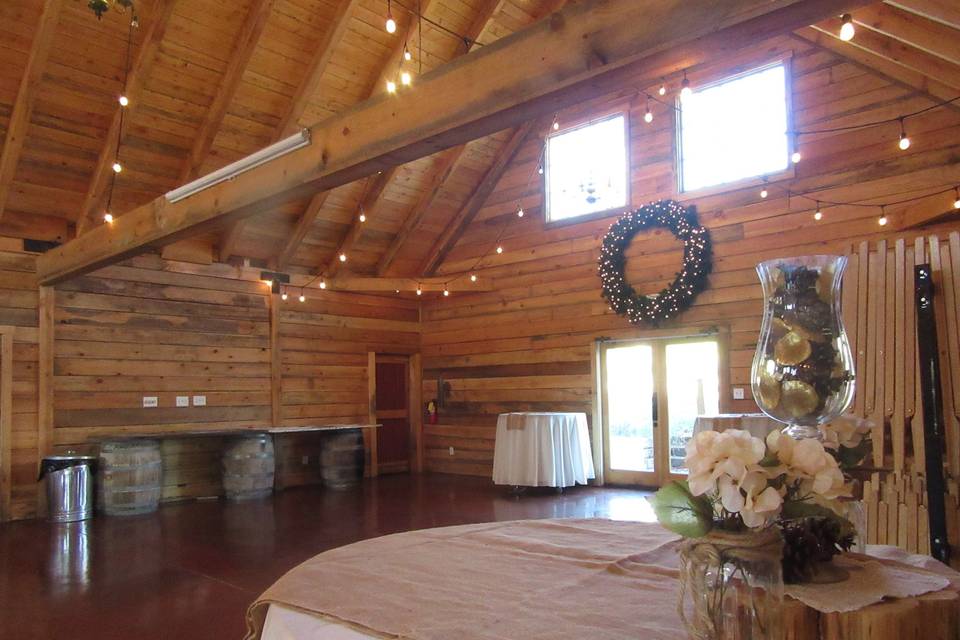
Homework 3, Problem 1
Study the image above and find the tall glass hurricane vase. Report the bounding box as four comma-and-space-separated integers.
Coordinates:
751, 256, 855, 440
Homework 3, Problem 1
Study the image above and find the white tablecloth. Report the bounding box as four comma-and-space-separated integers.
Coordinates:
693, 413, 782, 439
491, 412, 594, 488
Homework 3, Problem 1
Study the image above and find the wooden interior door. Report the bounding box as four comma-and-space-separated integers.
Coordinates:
375, 357, 410, 474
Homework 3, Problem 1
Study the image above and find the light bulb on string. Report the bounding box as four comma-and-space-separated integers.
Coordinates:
954, 187, 960, 209
385, 0, 396, 33
813, 202, 822, 221
552, 119, 560, 131
400, 71, 412, 86
443, 287, 449, 297
103, 212, 114, 224
386, 79, 397, 94
516, 205, 524, 218
112, 161, 123, 173
339, 253, 347, 263
839, 14, 855, 41
658, 81, 666, 96
118, 95, 129, 107
760, 182, 769, 199
644, 98, 653, 124
416, 284, 422, 296
680, 71, 692, 100
358, 210, 366, 223
299, 292, 306, 303
538, 165, 544, 175
878, 206, 888, 226
403, 45, 412, 61
791, 134, 801, 163
281, 291, 288, 301
319, 278, 326, 290
898, 118, 910, 150
470, 274, 477, 282
496, 245, 503, 254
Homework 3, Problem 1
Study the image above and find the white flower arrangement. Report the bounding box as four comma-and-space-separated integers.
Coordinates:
653, 428, 852, 536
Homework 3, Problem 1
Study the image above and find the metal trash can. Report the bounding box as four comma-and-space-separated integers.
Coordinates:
39, 455, 96, 523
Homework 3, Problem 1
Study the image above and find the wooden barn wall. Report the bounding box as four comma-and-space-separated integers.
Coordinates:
1, 251, 419, 519
0, 250, 40, 520
420, 37, 960, 477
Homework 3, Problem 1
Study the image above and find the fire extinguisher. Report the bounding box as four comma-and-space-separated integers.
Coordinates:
426, 400, 438, 424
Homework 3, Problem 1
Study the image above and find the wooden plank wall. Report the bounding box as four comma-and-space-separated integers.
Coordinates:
1, 251, 421, 518
420, 37, 960, 477
0, 250, 39, 519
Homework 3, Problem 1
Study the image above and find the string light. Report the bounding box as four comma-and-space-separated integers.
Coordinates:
103, 212, 114, 224
680, 70, 692, 100
813, 202, 822, 221
358, 210, 366, 223
658, 81, 666, 96
339, 253, 347, 262
443, 286, 449, 297
552, 120, 560, 131
403, 44, 412, 61
400, 71, 412, 86
416, 284, 422, 296
385, 0, 397, 33
496, 245, 503, 254
319, 278, 326, 290
760, 179, 769, 199
644, 98, 653, 124
118, 95, 129, 107
386, 79, 397, 94
791, 134, 801, 163
281, 291, 288, 301
878, 209, 888, 226
898, 118, 911, 150
538, 165, 544, 175
470, 274, 477, 282
839, 14, 855, 41
299, 291, 306, 302
954, 187, 960, 209
263, 280, 273, 289
516, 205, 524, 218
112, 161, 123, 173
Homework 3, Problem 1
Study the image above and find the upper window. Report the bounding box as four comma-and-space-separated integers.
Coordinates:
678, 63, 790, 193
545, 113, 628, 223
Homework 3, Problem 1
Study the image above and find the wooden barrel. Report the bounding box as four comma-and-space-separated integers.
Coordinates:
222, 433, 275, 500
97, 440, 163, 516
320, 429, 365, 489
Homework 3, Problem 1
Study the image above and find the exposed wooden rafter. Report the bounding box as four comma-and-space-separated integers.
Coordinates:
74, 0, 177, 237
324, 169, 396, 277
855, 4, 960, 66
886, 0, 960, 30
420, 121, 534, 276
177, 0, 277, 184
275, 192, 330, 270
0, 0, 63, 222
37, 0, 877, 285
218, 0, 362, 262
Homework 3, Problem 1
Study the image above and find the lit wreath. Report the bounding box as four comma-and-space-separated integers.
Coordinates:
598, 199, 712, 325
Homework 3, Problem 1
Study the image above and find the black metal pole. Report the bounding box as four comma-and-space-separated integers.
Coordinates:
914, 264, 951, 565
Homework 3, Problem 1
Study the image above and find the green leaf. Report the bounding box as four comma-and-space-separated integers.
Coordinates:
650, 480, 713, 538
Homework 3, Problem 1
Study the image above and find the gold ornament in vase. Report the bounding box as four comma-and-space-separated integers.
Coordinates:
751, 256, 855, 440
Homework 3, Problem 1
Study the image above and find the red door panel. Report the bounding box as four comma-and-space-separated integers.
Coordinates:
376, 361, 409, 469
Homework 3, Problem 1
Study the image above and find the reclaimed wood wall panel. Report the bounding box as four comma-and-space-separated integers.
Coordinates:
421, 38, 960, 477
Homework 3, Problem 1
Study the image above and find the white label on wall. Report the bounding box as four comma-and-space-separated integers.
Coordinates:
192, 395, 207, 406
143, 396, 158, 408
176, 396, 189, 407
733, 387, 745, 400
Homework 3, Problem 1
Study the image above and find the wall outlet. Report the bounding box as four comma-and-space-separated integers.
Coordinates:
192, 395, 207, 406
732, 387, 745, 400
176, 396, 189, 407
448, 446, 455, 456
142, 396, 158, 408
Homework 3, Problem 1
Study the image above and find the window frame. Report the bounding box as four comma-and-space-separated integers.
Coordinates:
674, 55, 796, 199
543, 108, 632, 226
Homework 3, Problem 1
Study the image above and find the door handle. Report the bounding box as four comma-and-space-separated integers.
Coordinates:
651, 391, 658, 428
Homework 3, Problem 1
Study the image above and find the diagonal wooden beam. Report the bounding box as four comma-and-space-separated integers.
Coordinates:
897, 190, 960, 229
0, 0, 63, 222
219, 0, 361, 261
794, 26, 960, 107
324, 169, 396, 277
177, 0, 276, 184
275, 191, 330, 269
379, 0, 564, 276
420, 121, 534, 276
855, 4, 960, 66
377, 145, 469, 275
75, 0, 177, 237
811, 17, 960, 91
37, 0, 877, 285
886, 0, 960, 30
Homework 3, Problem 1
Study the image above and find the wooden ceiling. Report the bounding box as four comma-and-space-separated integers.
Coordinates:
1, 0, 959, 279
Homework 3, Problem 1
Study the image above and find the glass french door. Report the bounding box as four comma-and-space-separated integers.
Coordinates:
600, 338, 720, 486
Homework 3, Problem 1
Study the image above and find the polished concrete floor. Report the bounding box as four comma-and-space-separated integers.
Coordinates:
0, 474, 654, 639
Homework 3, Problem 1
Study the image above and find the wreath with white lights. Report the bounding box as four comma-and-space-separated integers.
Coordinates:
598, 199, 712, 326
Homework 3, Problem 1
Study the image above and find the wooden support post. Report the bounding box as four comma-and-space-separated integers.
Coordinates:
37, 286, 54, 513
408, 353, 423, 473
0, 329, 13, 521
367, 351, 379, 478
270, 292, 281, 427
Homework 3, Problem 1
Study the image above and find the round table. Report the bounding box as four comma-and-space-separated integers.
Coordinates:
491, 412, 595, 488
247, 519, 960, 640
